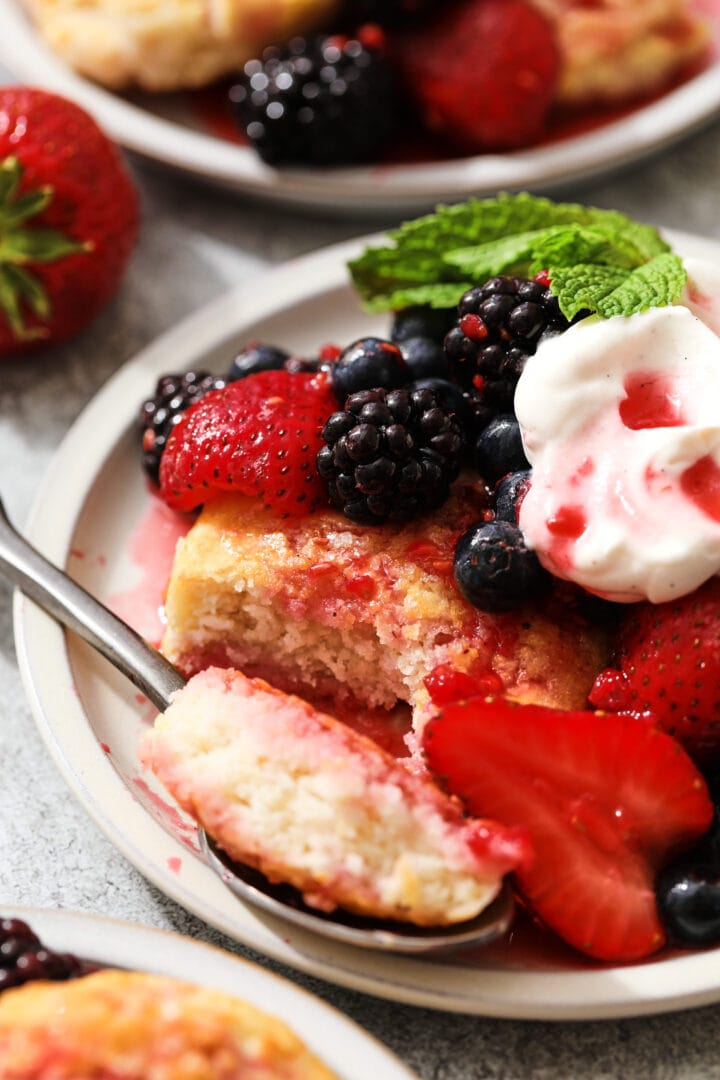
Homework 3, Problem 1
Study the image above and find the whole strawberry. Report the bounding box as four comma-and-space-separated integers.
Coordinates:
159, 370, 337, 518
0, 86, 139, 355
391, 0, 560, 151
589, 578, 720, 767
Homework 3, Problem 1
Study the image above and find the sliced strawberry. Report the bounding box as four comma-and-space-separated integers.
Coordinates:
159, 370, 337, 518
589, 579, 720, 767
423, 697, 712, 961
392, 0, 560, 152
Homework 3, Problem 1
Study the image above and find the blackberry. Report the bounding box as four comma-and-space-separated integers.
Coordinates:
444, 276, 572, 400
229, 33, 397, 166
453, 520, 548, 612
408, 378, 469, 425
330, 337, 407, 401
317, 386, 463, 523
0, 918, 84, 992
137, 370, 225, 486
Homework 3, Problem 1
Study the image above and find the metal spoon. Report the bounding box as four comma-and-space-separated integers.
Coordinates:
0, 495, 514, 955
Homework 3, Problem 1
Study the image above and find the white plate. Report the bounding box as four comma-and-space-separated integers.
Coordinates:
0, 904, 417, 1080
3, 0, 720, 215
14, 229, 720, 1020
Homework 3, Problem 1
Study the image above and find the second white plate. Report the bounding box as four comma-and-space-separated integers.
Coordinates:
14, 230, 720, 1019
3, 0, 720, 215
0, 905, 416, 1079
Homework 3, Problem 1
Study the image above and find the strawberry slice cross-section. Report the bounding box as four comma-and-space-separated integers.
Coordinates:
423, 697, 713, 961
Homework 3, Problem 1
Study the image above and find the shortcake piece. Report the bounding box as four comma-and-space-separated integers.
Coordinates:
161, 483, 609, 728
533, 0, 710, 105
140, 667, 528, 924
22, 0, 339, 91
0, 969, 337, 1079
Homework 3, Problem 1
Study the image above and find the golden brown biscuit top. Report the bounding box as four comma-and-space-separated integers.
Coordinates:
0, 969, 338, 1079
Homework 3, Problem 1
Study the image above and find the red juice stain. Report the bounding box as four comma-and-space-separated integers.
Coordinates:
546, 506, 586, 571
99, 742, 111, 754
107, 496, 191, 647
167, 856, 182, 874
619, 371, 686, 430
329, 699, 412, 759
405, 539, 454, 579
571, 456, 594, 484
345, 573, 376, 600
681, 454, 720, 522
191, 85, 247, 144
133, 776, 197, 836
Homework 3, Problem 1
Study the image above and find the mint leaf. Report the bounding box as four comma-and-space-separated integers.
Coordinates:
595, 253, 687, 318
548, 264, 630, 321
362, 282, 475, 313
348, 193, 681, 322
443, 223, 649, 281
442, 229, 547, 278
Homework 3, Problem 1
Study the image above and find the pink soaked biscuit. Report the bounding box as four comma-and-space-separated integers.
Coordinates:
161, 487, 609, 730
140, 667, 528, 925
0, 970, 337, 1079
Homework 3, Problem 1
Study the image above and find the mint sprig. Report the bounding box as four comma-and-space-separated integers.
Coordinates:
348, 193, 686, 320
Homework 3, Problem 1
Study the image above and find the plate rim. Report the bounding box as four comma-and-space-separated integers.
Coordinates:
0, 903, 419, 1079
3, 0, 720, 212
14, 227, 720, 1020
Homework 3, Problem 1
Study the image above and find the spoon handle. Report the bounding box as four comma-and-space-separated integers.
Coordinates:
0, 496, 184, 712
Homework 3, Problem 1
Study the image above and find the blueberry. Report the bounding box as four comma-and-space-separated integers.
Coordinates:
227, 343, 289, 381
657, 855, 720, 948
453, 520, 547, 612
390, 306, 455, 345
331, 337, 407, 402
493, 469, 531, 523
397, 336, 449, 380
475, 415, 529, 485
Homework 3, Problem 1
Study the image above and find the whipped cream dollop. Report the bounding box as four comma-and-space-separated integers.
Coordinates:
515, 262, 720, 603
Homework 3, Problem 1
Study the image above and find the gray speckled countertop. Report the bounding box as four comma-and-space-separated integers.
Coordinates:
4, 69, 720, 1077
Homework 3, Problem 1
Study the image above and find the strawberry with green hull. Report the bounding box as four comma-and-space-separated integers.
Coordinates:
423, 696, 713, 961
0, 86, 139, 356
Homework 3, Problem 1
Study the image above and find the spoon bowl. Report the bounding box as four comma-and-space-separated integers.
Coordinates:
201, 832, 514, 955
0, 494, 514, 956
